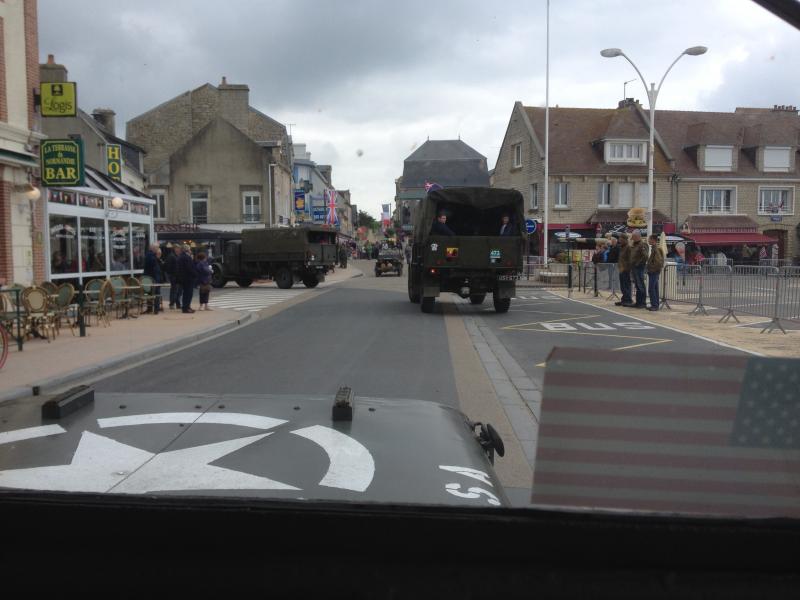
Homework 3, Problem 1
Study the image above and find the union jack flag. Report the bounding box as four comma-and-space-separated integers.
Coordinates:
424, 181, 442, 193
326, 189, 339, 227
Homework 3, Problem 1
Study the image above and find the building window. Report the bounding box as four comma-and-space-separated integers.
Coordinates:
513, 144, 522, 168
598, 182, 611, 207
190, 191, 208, 224
49, 215, 80, 275
555, 182, 569, 208
109, 221, 131, 270
700, 188, 734, 213
531, 183, 539, 210
763, 147, 792, 172
704, 146, 734, 171
638, 182, 653, 207
606, 142, 645, 164
243, 191, 261, 223
617, 182, 634, 208
131, 224, 149, 270
80, 217, 106, 273
151, 190, 167, 220
759, 187, 794, 215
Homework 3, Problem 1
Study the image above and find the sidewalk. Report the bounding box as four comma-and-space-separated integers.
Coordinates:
548, 288, 800, 358
0, 264, 362, 401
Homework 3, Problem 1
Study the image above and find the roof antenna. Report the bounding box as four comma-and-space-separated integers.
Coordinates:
427, 135, 429, 141
458, 132, 461, 140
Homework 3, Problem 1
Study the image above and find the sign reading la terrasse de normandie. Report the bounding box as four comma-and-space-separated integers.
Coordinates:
40, 139, 84, 187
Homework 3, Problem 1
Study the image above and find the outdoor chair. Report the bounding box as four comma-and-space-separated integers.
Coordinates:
109, 276, 132, 319
127, 277, 146, 316
81, 279, 110, 327
21, 286, 58, 342
138, 275, 159, 312
53, 283, 76, 335
0, 293, 28, 341
39, 281, 59, 295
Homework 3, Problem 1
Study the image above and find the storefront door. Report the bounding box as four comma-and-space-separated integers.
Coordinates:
762, 229, 786, 259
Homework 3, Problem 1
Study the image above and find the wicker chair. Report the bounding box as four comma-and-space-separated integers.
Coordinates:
138, 275, 158, 313
109, 276, 132, 319
40, 281, 59, 295
1, 293, 28, 341
22, 286, 58, 341
81, 279, 110, 327
53, 283, 76, 335
127, 277, 145, 316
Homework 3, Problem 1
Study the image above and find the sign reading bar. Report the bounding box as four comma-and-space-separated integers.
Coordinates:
106, 144, 122, 181
41, 82, 77, 117
40, 139, 84, 186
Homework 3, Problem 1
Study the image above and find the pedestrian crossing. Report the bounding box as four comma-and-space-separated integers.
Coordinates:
207, 288, 307, 312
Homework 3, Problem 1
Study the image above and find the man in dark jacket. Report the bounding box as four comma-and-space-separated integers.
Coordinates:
499, 214, 514, 236
646, 234, 665, 311
163, 245, 182, 310
143, 244, 163, 312
629, 231, 649, 309
614, 233, 633, 307
176, 245, 196, 314
430, 212, 455, 236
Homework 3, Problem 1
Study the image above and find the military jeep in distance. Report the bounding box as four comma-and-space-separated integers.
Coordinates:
408, 187, 524, 313
211, 226, 338, 289
375, 242, 404, 277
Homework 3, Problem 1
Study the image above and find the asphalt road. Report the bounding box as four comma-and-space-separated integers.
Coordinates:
96, 262, 460, 405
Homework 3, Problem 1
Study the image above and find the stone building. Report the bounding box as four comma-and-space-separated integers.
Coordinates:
127, 77, 293, 231
0, 0, 45, 286
494, 100, 800, 260
394, 139, 489, 235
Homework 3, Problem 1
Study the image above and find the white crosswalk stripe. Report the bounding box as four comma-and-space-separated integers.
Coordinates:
207, 288, 306, 312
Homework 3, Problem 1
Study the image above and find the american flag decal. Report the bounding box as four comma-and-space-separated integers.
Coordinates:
532, 348, 800, 518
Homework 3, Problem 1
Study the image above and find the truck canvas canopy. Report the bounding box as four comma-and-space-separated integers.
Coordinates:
414, 187, 525, 237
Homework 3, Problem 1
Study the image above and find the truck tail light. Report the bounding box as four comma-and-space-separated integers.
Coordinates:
430, 268, 438, 275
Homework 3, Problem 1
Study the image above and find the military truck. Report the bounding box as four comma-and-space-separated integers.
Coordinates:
374, 241, 404, 277
408, 187, 524, 313
211, 226, 338, 289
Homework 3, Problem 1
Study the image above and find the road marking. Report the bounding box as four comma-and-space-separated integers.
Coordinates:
439, 465, 493, 486
291, 425, 375, 492
208, 289, 306, 312
613, 339, 673, 351
444, 483, 501, 506
0, 425, 66, 446
536, 362, 547, 367
98, 412, 287, 430
502, 314, 602, 330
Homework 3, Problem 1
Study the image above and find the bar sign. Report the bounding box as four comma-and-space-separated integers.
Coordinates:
106, 144, 122, 181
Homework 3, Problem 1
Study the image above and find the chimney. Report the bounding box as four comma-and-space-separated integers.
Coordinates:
218, 76, 249, 133
91, 108, 116, 136
39, 53, 68, 83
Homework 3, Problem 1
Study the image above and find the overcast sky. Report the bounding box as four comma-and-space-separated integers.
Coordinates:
39, 0, 798, 218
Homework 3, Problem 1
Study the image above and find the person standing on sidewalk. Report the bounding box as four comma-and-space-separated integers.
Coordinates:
629, 230, 649, 309
177, 244, 196, 314
615, 233, 633, 306
164, 244, 183, 310
195, 251, 213, 311
605, 235, 619, 293
143, 243, 163, 313
646, 234, 665, 311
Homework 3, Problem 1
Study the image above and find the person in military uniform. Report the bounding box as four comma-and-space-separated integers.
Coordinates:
629, 230, 649, 309
338, 244, 348, 268
614, 233, 633, 307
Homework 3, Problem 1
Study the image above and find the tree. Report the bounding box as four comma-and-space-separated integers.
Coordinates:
358, 210, 379, 231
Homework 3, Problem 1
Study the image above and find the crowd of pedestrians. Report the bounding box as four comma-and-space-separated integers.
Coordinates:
591, 232, 665, 311
144, 243, 214, 314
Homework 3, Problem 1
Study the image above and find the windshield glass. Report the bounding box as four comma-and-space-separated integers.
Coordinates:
0, 0, 798, 524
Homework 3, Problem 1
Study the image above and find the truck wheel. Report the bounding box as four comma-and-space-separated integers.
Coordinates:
275, 269, 294, 289
236, 278, 253, 288
408, 270, 420, 303
469, 293, 486, 305
211, 264, 227, 288
421, 297, 435, 313
374, 270, 381, 278
302, 276, 319, 288
493, 292, 511, 313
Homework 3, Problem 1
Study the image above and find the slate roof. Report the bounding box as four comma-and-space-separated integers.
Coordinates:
401, 139, 490, 188
522, 103, 800, 179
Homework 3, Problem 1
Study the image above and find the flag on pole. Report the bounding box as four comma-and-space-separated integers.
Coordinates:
532, 348, 800, 518
326, 189, 339, 227
424, 181, 442, 193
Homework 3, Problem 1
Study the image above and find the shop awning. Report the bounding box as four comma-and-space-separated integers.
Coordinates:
684, 233, 778, 246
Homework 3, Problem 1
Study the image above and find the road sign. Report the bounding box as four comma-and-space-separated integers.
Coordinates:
770, 215, 783, 222
40, 82, 77, 117
40, 139, 84, 186
106, 144, 122, 181
525, 219, 537, 234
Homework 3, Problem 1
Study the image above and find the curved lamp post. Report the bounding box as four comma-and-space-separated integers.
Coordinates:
601, 46, 707, 236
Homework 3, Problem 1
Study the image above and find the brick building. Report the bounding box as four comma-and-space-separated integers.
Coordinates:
493, 100, 800, 261
0, 0, 45, 285
127, 78, 294, 231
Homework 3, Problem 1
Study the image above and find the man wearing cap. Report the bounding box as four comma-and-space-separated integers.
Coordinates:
430, 212, 455, 236
176, 244, 196, 314
614, 233, 633, 307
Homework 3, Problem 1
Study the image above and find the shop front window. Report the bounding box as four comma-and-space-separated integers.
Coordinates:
109, 221, 131, 271
131, 223, 149, 270
49, 215, 79, 275
80, 217, 107, 273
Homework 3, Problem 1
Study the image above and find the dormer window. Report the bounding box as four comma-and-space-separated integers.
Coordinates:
763, 146, 792, 172
605, 141, 645, 164
704, 145, 733, 171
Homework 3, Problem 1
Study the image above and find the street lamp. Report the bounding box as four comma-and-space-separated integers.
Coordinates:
601, 45, 707, 236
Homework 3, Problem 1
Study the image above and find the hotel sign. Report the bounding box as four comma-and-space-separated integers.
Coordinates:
106, 144, 122, 181
40, 82, 77, 117
40, 139, 84, 186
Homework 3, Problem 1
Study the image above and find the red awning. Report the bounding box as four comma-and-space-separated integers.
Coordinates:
684, 233, 778, 246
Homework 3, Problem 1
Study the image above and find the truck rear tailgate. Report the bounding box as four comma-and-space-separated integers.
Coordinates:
424, 236, 522, 269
